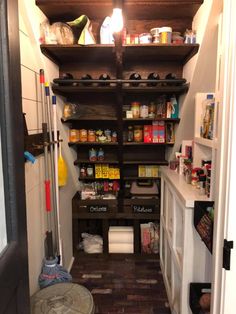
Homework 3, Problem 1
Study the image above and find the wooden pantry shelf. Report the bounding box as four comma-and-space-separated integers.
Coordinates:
74, 159, 119, 165
123, 160, 168, 165
40, 44, 199, 66
123, 142, 174, 146
123, 118, 180, 122
68, 141, 119, 147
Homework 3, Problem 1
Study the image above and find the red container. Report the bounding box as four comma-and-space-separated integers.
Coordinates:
144, 125, 153, 143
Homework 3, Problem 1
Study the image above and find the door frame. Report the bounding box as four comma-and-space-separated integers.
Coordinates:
0, 0, 29, 312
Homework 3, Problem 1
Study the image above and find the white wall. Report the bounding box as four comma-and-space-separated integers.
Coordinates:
18, 0, 79, 295
167, 0, 221, 160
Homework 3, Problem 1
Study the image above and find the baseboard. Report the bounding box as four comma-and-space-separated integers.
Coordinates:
67, 256, 75, 273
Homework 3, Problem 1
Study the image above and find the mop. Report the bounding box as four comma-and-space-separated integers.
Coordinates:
38, 70, 71, 289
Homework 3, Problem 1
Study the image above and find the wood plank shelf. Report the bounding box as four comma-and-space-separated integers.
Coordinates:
74, 159, 119, 165
123, 160, 169, 165
123, 142, 174, 146
123, 118, 180, 122
123, 176, 160, 180
72, 212, 160, 220
68, 141, 119, 147
78, 176, 120, 181
40, 44, 199, 66
53, 84, 117, 96
62, 117, 117, 123
123, 44, 199, 64
122, 84, 189, 94
40, 44, 115, 65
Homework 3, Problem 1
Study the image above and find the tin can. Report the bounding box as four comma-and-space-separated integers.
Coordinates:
159, 27, 172, 44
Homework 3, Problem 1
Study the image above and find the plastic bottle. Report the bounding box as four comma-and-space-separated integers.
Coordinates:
100, 16, 114, 44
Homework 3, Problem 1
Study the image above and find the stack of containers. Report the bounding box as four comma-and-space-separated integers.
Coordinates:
108, 226, 134, 253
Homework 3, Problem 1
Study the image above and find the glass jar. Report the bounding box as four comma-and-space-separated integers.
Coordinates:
134, 125, 143, 142
79, 129, 88, 142
88, 129, 96, 142
131, 101, 140, 118
140, 104, 149, 118
69, 129, 79, 142
148, 102, 156, 118
86, 165, 94, 177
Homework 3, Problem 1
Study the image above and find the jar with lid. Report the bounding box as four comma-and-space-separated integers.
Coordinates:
140, 104, 149, 118
79, 129, 88, 142
86, 165, 94, 177
134, 125, 143, 142
148, 102, 156, 118
127, 126, 134, 142
69, 129, 79, 142
88, 129, 96, 142
131, 101, 140, 118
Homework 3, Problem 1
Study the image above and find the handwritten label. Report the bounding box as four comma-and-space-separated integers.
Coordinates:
88, 205, 108, 213
132, 205, 155, 213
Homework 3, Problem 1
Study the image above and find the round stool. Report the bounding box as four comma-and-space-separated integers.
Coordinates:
31, 283, 95, 314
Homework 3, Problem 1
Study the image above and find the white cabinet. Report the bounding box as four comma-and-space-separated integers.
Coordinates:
160, 167, 212, 314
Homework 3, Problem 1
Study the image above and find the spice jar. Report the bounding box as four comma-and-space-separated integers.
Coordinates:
134, 125, 143, 142
79, 129, 88, 142
127, 126, 134, 142
131, 101, 140, 118
88, 129, 96, 142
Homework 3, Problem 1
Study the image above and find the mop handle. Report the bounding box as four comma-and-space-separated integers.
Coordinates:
40, 69, 45, 84
42, 122, 51, 212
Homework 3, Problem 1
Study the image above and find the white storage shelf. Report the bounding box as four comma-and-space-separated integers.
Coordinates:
160, 166, 212, 314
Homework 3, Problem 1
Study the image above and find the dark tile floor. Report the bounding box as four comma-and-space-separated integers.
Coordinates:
71, 254, 171, 314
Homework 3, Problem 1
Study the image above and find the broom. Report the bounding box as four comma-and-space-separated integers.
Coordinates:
38, 70, 71, 289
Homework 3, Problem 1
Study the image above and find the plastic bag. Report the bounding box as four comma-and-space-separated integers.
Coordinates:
81, 233, 103, 253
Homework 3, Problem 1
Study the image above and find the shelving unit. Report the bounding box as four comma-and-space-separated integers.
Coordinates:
160, 167, 212, 314
36, 0, 202, 256
193, 92, 217, 200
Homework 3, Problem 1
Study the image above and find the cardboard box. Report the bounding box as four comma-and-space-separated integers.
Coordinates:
144, 125, 153, 143
95, 164, 102, 178
158, 121, 165, 143
152, 121, 159, 143
102, 164, 109, 179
